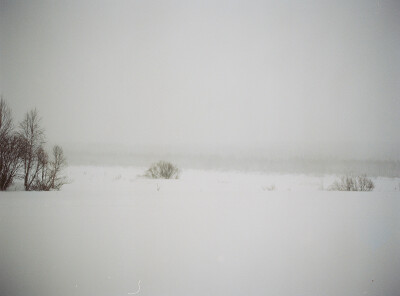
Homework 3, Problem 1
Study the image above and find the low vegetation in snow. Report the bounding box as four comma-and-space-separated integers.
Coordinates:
328, 175, 375, 191
145, 161, 180, 179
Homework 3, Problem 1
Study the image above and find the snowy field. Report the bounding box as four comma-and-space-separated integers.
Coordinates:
61, 166, 400, 193
1, 166, 400, 296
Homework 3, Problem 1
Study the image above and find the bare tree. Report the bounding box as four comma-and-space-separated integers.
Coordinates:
31, 147, 50, 191
48, 145, 67, 190
0, 98, 23, 190
0, 97, 13, 141
0, 100, 68, 191
0, 135, 24, 190
18, 109, 45, 191
32, 145, 67, 191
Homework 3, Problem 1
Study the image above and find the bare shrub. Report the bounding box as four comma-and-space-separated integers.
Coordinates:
145, 161, 180, 179
329, 175, 374, 191
329, 175, 355, 191
262, 184, 276, 191
356, 175, 375, 191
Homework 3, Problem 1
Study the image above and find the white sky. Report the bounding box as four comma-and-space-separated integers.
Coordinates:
1, 0, 400, 159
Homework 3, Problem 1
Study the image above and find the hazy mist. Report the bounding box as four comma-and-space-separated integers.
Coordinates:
1, 0, 400, 160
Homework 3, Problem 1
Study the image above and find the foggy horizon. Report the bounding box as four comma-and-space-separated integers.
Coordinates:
1, 0, 400, 161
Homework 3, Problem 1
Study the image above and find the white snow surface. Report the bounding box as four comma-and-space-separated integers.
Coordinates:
61, 165, 400, 193
1, 166, 399, 296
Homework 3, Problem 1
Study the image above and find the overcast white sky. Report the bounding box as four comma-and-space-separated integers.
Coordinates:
1, 0, 400, 159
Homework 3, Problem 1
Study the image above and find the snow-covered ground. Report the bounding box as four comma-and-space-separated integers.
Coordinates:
1, 166, 400, 296
62, 165, 400, 193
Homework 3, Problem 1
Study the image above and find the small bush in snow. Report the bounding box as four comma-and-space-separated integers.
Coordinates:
262, 184, 276, 191
329, 175, 374, 191
145, 161, 180, 179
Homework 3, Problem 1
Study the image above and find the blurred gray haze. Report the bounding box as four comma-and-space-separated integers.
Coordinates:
1, 0, 400, 162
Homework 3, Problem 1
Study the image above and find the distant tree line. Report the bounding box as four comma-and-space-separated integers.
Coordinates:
0, 98, 67, 191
